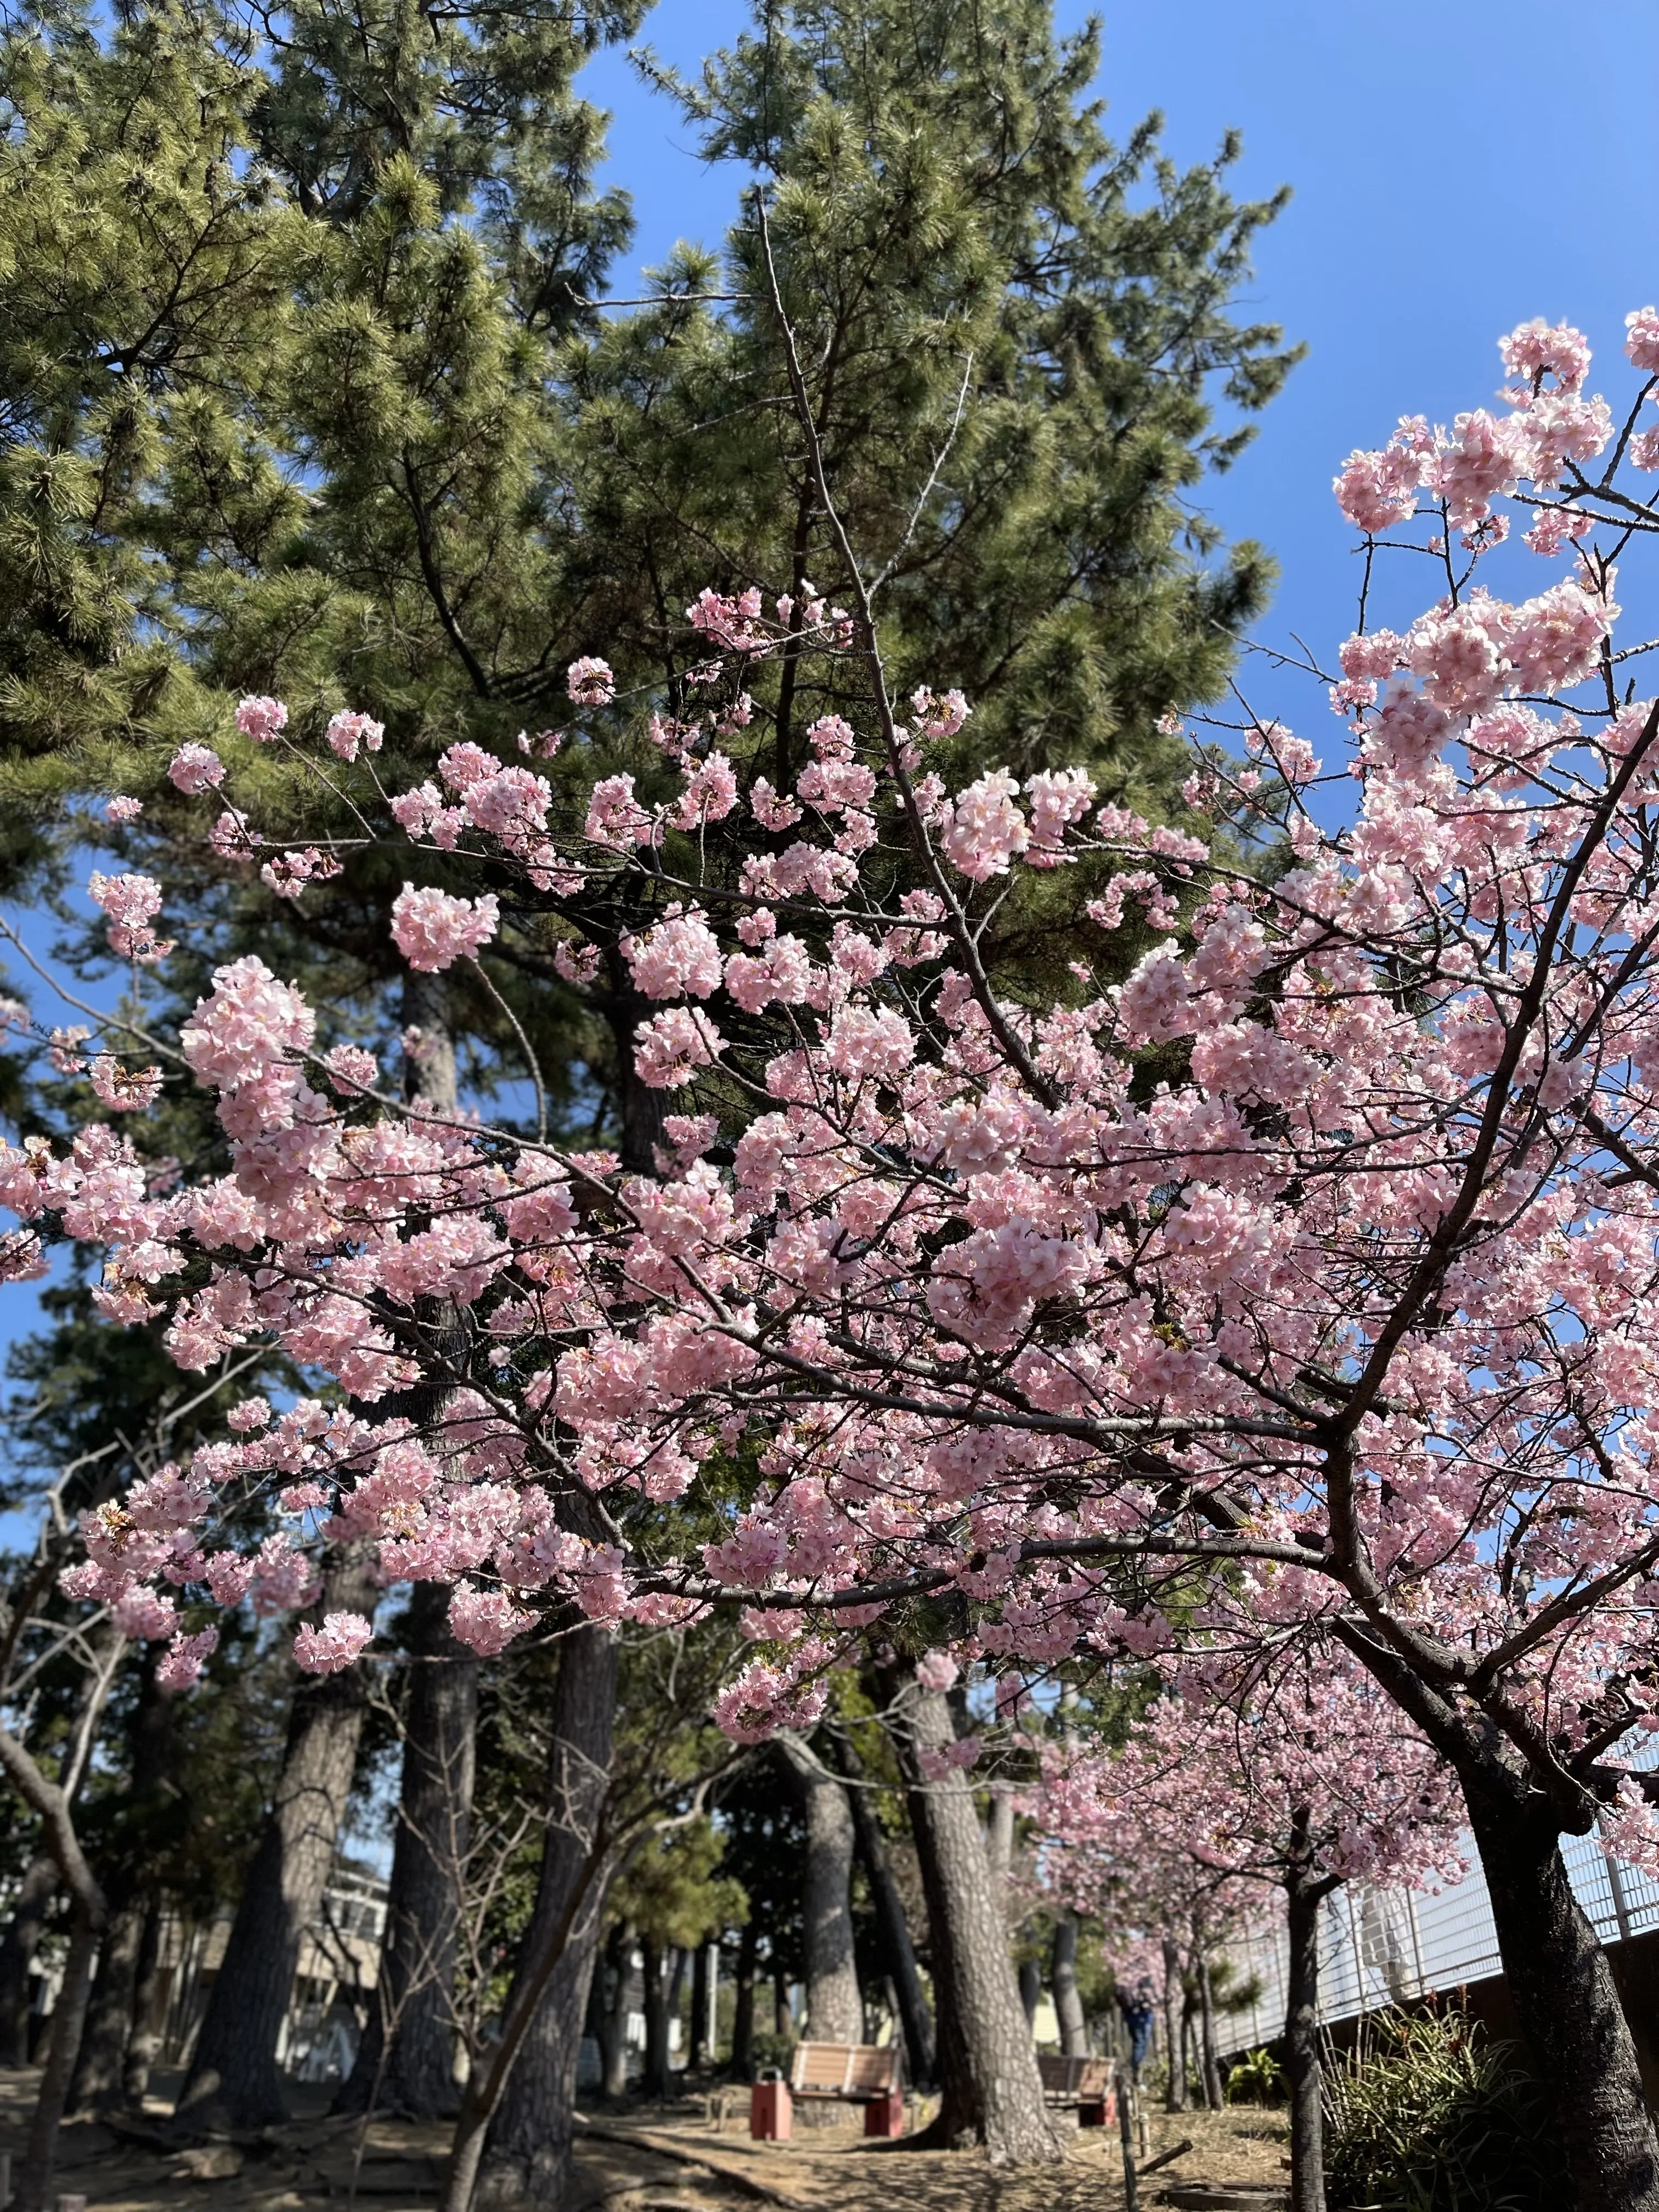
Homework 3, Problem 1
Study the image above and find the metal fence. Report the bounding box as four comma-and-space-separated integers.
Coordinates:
1225, 1828, 1659, 2050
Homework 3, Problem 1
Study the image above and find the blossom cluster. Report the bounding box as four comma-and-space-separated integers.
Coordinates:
15, 317, 1659, 1883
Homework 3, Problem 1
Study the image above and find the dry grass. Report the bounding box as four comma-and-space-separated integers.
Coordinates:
0, 2067, 1289, 2211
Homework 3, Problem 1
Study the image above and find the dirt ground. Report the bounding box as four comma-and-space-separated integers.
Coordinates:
0, 2068, 1290, 2210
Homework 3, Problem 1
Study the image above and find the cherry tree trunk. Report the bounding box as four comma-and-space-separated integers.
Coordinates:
900, 1682, 1061, 2164
1465, 1782, 1659, 2212
336, 1582, 478, 2119
1051, 1913, 1088, 2059
781, 1741, 861, 2042
1160, 1938, 1187, 2110
1283, 1836, 1329, 2212
177, 1544, 376, 2130
460, 1622, 617, 2212
841, 1741, 934, 2084
0, 1853, 57, 2064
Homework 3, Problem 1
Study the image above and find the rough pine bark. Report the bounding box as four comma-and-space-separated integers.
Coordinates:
1052, 1913, 1088, 2060
780, 1740, 861, 2042
899, 1681, 1061, 2163
176, 1544, 377, 2130
1465, 1776, 1658, 2212
690, 1943, 709, 2069
459, 1622, 618, 2212
69, 1899, 146, 2114
840, 1739, 934, 2084
335, 1581, 478, 2119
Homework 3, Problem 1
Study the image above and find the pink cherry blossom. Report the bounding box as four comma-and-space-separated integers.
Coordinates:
390, 885, 500, 972
234, 694, 289, 743
294, 1611, 375, 1673
167, 744, 226, 793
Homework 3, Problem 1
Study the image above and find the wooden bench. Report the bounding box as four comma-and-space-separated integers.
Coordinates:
750, 2042, 905, 2140
1038, 2052, 1116, 2126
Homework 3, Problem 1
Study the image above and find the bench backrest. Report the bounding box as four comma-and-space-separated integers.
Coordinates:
1037, 2053, 1113, 2098
790, 2041, 899, 2096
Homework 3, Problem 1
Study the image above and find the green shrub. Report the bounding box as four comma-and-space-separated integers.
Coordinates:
1324, 2007, 1568, 2211
1226, 2046, 1286, 2105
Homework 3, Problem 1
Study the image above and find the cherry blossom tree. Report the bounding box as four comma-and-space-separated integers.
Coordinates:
18, 304, 1659, 2207
1036, 1646, 1463, 2212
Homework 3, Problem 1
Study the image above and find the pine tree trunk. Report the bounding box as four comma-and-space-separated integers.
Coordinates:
840, 1740, 934, 2084
124, 1898, 165, 2107
0, 1854, 57, 2066
459, 1623, 617, 2212
600, 1923, 633, 2098
641, 1936, 668, 2098
176, 1544, 376, 2130
731, 1921, 756, 2078
69, 1898, 146, 2115
1160, 1938, 1187, 2111
1197, 1951, 1224, 2109
1017, 1957, 1041, 2025
1283, 1825, 1329, 2212
690, 1942, 709, 2070
773, 1960, 792, 2039
1465, 1777, 1659, 2212
984, 1788, 1015, 1881
899, 1681, 1062, 2164
336, 1582, 477, 2119
1052, 1914, 1088, 2059
780, 1741, 861, 2042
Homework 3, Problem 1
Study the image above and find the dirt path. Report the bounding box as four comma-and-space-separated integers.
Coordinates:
0, 2069, 1288, 2210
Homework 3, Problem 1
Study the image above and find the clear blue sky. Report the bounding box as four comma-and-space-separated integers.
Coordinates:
579, 0, 1659, 722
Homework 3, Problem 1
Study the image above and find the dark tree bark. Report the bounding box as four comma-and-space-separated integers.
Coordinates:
690, 1942, 709, 2070
640, 1934, 668, 2098
1160, 1937, 1187, 2111
731, 1921, 757, 2078
772, 1957, 792, 2038
1017, 1957, 1041, 2025
0, 1853, 57, 2067
839, 1739, 934, 2085
335, 1582, 478, 2119
899, 1681, 1061, 2164
176, 1544, 377, 2130
779, 1740, 861, 2042
460, 1623, 618, 2212
1465, 1777, 1658, 2212
1052, 1913, 1088, 2059
1283, 1816, 1335, 2212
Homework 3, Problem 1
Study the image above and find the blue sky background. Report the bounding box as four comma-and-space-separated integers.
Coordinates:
4, 0, 1659, 1402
